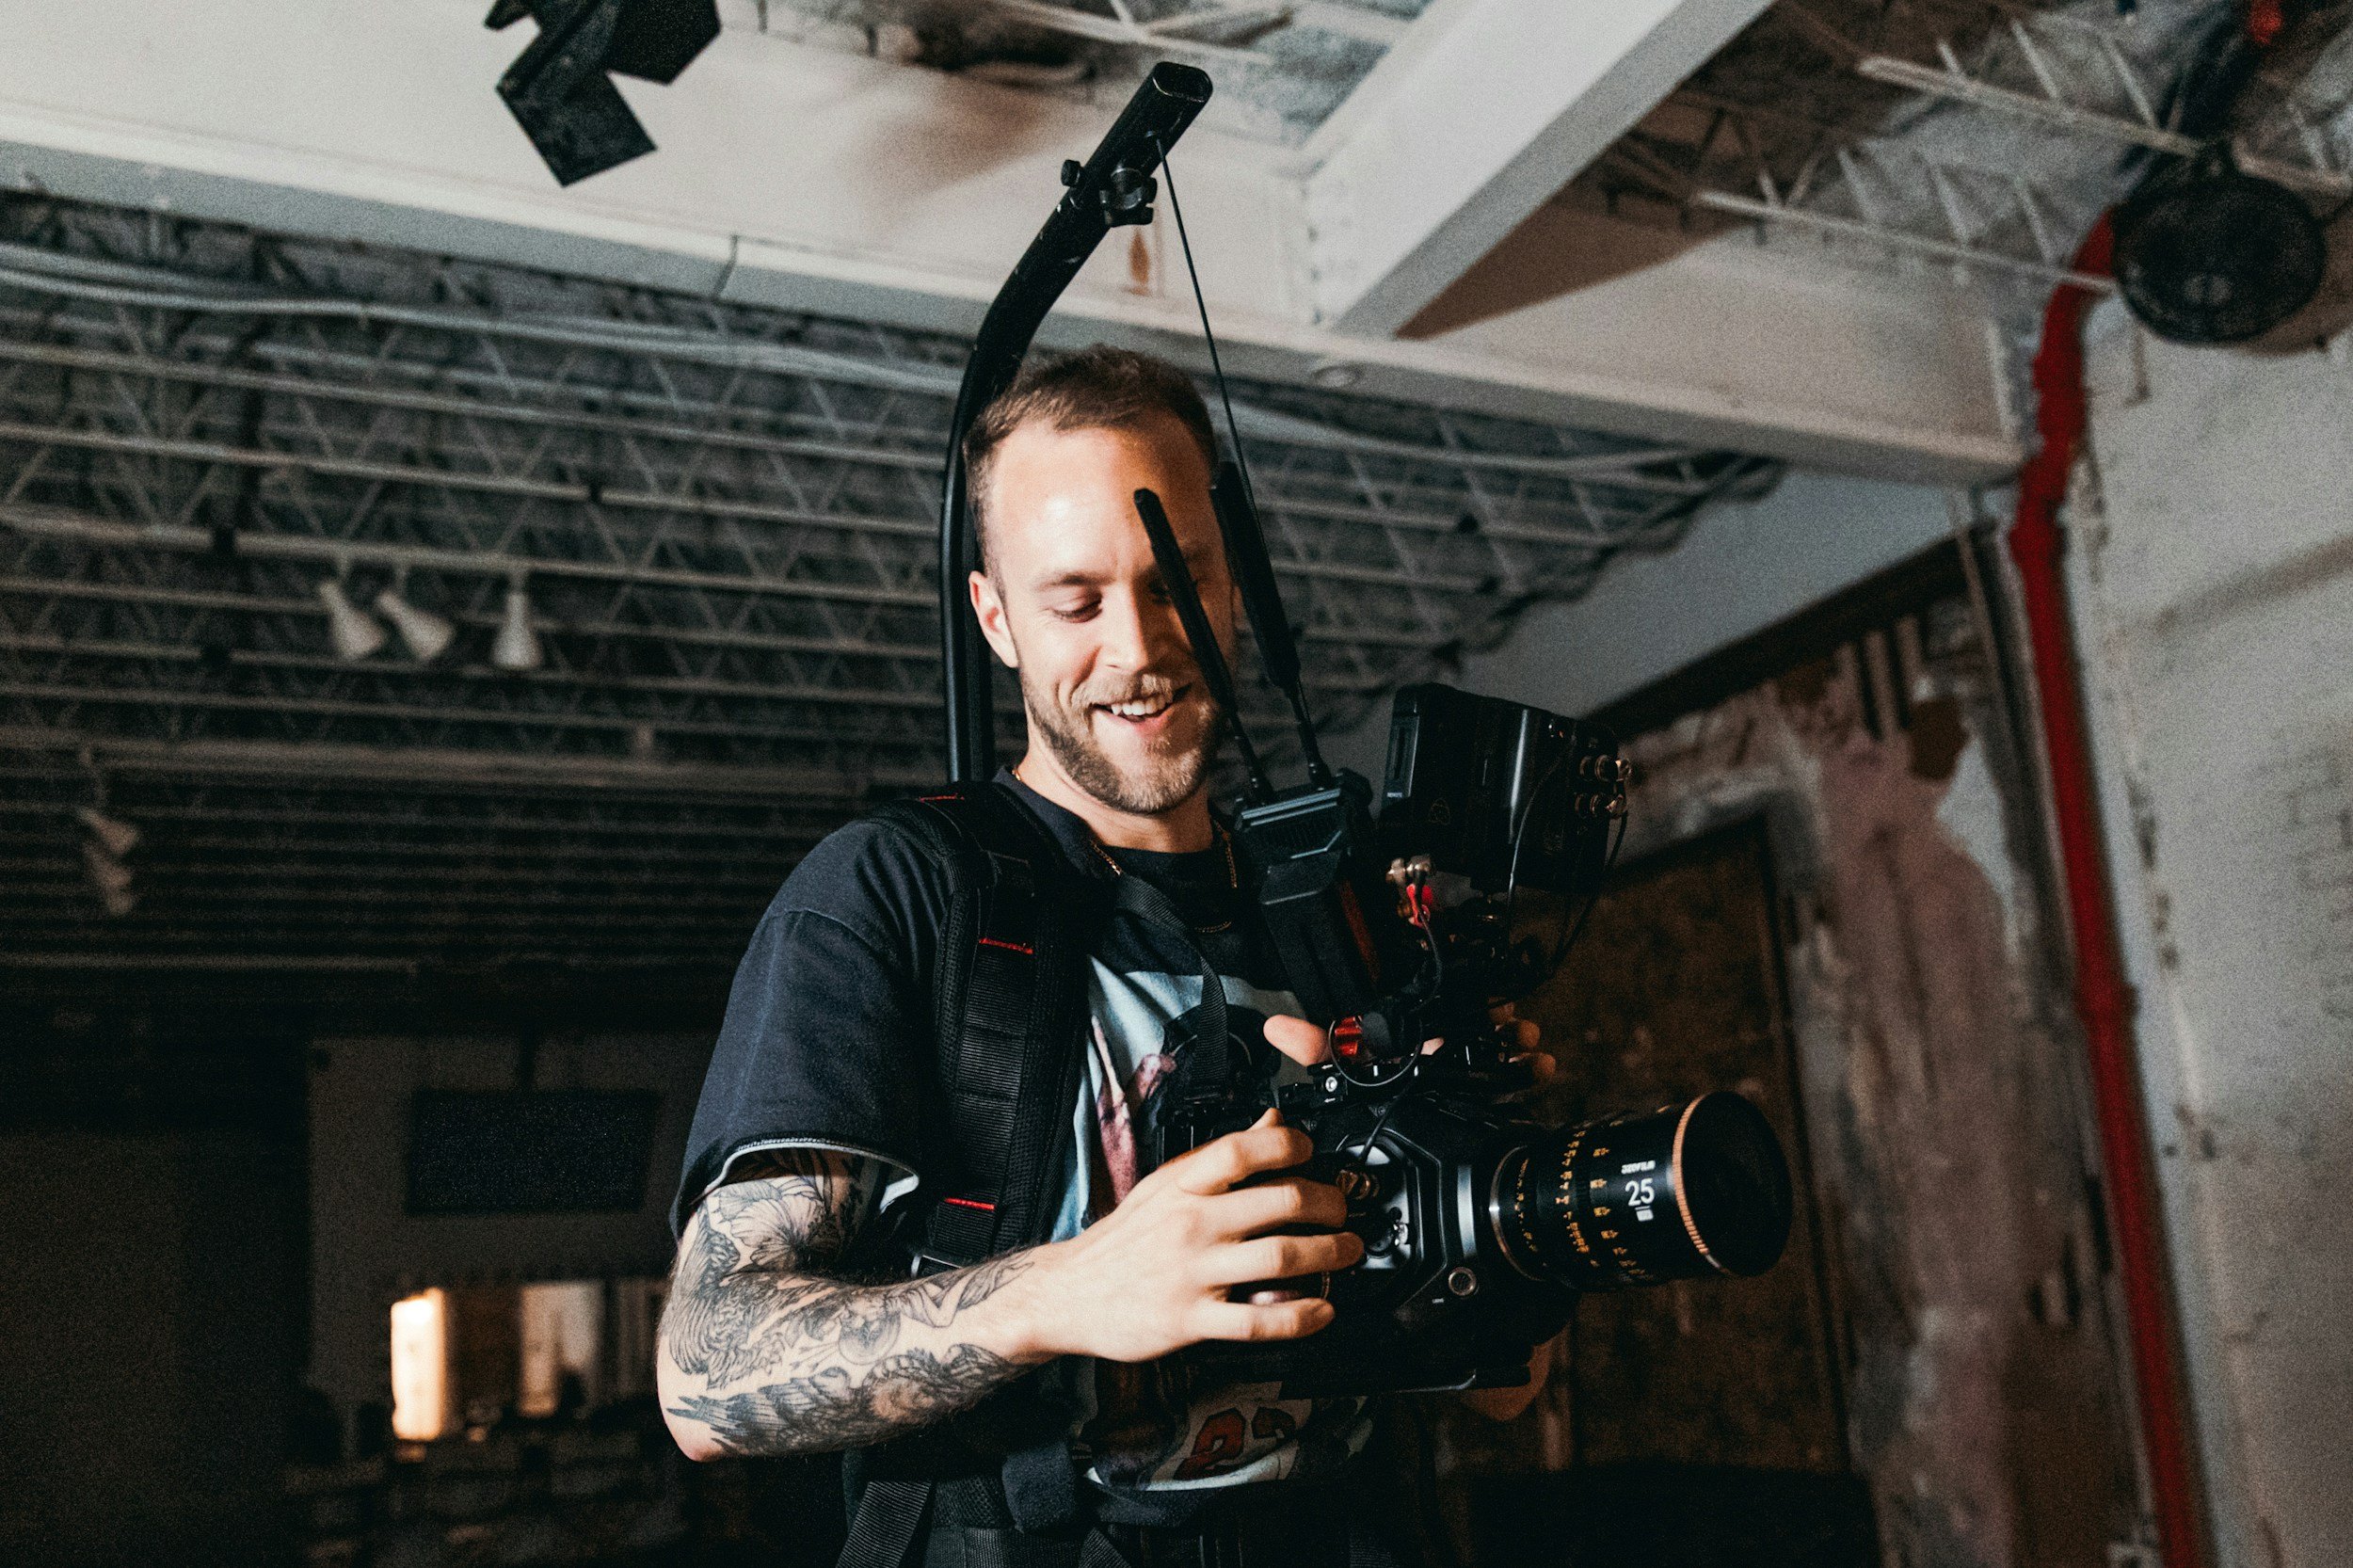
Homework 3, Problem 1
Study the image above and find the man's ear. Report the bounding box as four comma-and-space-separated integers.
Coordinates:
969, 569, 1019, 670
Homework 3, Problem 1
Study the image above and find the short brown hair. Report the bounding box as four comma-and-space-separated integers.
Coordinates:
963, 344, 1219, 574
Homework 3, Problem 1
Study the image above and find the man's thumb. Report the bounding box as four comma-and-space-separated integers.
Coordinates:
1262, 1014, 1332, 1067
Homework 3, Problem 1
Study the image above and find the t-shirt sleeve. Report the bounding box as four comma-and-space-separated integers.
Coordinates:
671, 817, 951, 1235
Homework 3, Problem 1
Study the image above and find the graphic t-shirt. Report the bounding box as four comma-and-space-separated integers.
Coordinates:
675, 775, 1371, 1498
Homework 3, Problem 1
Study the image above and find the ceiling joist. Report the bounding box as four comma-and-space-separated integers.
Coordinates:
0, 196, 1773, 969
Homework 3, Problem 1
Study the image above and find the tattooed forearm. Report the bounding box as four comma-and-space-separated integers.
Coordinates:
669, 1343, 1020, 1455
658, 1151, 1041, 1459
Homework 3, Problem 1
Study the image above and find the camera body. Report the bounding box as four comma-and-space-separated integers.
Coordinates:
1181, 1068, 1569, 1398
1125, 487, 1795, 1401
1150, 684, 1790, 1398
1151, 685, 1600, 1395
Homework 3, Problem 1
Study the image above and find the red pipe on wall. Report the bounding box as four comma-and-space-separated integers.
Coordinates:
2007, 218, 2209, 1568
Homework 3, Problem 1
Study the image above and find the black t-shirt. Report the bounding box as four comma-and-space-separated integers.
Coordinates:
676, 773, 1370, 1494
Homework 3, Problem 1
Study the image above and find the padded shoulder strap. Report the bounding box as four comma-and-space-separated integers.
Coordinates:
871, 784, 1096, 1268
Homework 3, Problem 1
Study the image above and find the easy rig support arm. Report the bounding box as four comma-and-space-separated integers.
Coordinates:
939, 62, 1213, 782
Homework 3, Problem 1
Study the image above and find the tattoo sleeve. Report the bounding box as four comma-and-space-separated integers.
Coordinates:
658, 1150, 1036, 1458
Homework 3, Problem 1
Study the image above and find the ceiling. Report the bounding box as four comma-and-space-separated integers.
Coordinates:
0, 194, 1771, 975
1569, 0, 2353, 308
0, 0, 2347, 984
787, 0, 2353, 322
758, 0, 1431, 144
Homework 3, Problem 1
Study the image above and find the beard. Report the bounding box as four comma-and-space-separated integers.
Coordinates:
1018, 664, 1219, 817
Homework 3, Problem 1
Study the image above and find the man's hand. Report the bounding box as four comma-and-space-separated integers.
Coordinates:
659, 1112, 1366, 1461
1260, 1005, 1562, 1424
1007, 1111, 1364, 1364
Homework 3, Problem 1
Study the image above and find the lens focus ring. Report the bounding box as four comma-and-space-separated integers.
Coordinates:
1484, 1092, 1792, 1292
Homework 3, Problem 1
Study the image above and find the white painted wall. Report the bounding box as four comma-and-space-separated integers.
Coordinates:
1464, 470, 1959, 715
1323, 469, 1958, 776
307, 1032, 708, 1426
2073, 306, 2353, 1568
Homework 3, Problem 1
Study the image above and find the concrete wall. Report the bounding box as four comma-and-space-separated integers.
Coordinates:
2073, 309, 2353, 1568
1599, 596, 2137, 1568
0, 1029, 307, 1568
307, 1032, 709, 1429
1414, 560, 2141, 1564
1463, 470, 1960, 719
1340, 464, 2143, 1564
1415, 320, 2353, 1568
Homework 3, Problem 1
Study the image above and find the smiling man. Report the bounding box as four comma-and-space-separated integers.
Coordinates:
659, 347, 1529, 1568
968, 357, 1231, 840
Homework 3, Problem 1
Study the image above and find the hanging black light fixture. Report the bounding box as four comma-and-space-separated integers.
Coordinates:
487, 0, 721, 186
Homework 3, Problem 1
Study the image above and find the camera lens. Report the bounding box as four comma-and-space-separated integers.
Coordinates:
1489, 1092, 1792, 1289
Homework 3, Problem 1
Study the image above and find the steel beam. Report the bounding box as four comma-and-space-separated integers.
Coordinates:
1303, 0, 1779, 335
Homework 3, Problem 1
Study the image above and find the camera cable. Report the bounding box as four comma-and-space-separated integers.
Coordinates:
1153, 142, 1257, 514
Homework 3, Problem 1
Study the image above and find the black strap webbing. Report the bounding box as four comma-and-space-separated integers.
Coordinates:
840, 1480, 934, 1568
836, 784, 1312, 1568
867, 784, 1096, 1269
1110, 872, 1228, 1080
1078, 1530, 1133, 1568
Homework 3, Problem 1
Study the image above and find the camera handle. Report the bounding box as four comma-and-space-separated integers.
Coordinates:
941, 64, 1214, 781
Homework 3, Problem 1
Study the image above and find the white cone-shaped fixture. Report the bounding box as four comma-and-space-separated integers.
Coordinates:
74, 806, 141, 858
81, 842, 134, 896
318, 577, 388, 661
491, 578, 542, 672
376, 583, 456, 663
83, 840, 137, 916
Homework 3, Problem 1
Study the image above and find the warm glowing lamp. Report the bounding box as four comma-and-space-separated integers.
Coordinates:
389, 1288, 450, 1442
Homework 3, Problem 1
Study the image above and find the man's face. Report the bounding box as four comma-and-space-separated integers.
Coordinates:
968, 413, 1236, 820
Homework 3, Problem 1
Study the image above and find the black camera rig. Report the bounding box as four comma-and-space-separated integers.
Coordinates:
1128, 481, 1790, 1395
939, 63, 1793, 1400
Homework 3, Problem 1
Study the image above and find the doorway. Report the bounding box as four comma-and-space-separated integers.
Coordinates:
1450, 817, 1870, 1566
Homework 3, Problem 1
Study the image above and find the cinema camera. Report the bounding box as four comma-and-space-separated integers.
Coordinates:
1127, 485, 1793, 1398
940, 62, 1794, 1400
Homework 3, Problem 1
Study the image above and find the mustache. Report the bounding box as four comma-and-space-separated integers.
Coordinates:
1074, 674, 1192, 709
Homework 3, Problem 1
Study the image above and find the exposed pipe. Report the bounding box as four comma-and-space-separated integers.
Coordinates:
0, 728, 935, 798
0, 504, 936, 608
2007, 216, 2208, 1568
1694, 187, 2119, 290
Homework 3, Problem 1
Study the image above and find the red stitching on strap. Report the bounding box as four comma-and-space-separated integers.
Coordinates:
941, 1196, 997, 1212
977, 936, 1033, 955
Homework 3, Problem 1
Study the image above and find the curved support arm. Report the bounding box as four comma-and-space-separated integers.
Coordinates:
939, 62, 1213, 781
